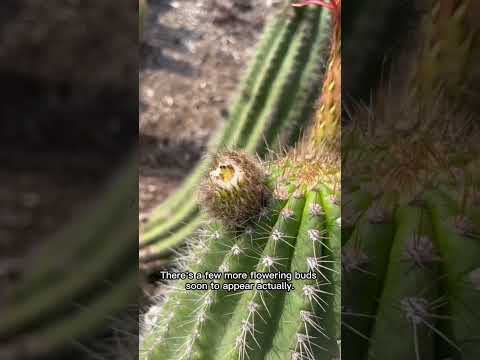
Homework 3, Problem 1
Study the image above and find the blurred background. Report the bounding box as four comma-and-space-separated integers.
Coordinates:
0, 1, 137, 359
1, 0, 136, 281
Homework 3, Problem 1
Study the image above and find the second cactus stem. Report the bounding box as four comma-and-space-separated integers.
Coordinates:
141, 1, 342, 359
342, 0, 480, 359
139, 2, 333, 271
140, 152, 341, 360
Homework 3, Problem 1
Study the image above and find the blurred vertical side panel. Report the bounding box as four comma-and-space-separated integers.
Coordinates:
342, 1, 480, 359
0, 0, 138, 359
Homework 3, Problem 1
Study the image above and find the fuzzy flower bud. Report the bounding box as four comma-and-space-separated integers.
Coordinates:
199, 151, 271, 228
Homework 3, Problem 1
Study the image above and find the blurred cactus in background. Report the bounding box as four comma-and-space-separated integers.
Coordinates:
0, 155, 138, 359
0, 0, 137, 358
342, 0, 480, 359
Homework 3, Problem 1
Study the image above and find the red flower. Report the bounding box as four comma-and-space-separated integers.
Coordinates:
292, 0, 336, 10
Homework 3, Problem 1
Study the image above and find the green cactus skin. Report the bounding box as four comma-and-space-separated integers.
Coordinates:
342, 1, 480, 359
0, 154, 138, 358
342, 190, 480, 360
140, 159, 341, 360
139, 4, 333, 269
410, 0, 479, 104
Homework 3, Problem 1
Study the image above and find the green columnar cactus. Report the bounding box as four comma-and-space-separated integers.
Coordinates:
411, 0, 479, 102
141, 1, 342, 358
140, 3, 333, 271
140, 152, 341, 360
0, 154, 138, 358
342, 190, 480, 359
342, 1, 480, 359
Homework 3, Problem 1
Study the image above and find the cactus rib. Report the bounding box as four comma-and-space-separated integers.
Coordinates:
140, 4, 333, 268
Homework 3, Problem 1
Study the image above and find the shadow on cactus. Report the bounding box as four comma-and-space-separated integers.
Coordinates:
139, 1, 334, 273
140, 148, 341, 359
342, 1, 480, 359
140, 1, 342, 358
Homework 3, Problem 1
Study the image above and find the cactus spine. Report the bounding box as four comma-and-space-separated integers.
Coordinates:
342, 1, 480, 359
140, 2, 333, 271
140, 154, 341, 360
141, 1, 342, 359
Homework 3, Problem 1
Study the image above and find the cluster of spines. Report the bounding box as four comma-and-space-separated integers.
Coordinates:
221, 194, 305, 360
140, 224, 227, 359
412, 0, 479, 101
342, 184, 480, 359
141, 179, 341, 360
268, 189, 340, 360
140, 201, 278, 360
199, 151, 270, 229
343, 0, 480, 209
309, 0, 340, 151
139, 2, 333, 270
140, 1, 344, 358
341, 3, 480, 353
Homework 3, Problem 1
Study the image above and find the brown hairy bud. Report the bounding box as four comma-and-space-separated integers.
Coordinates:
199, 151, 271, 228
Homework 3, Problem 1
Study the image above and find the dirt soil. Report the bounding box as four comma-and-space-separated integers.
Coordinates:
139, 0, 282, 223
0, 0, 136, 299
